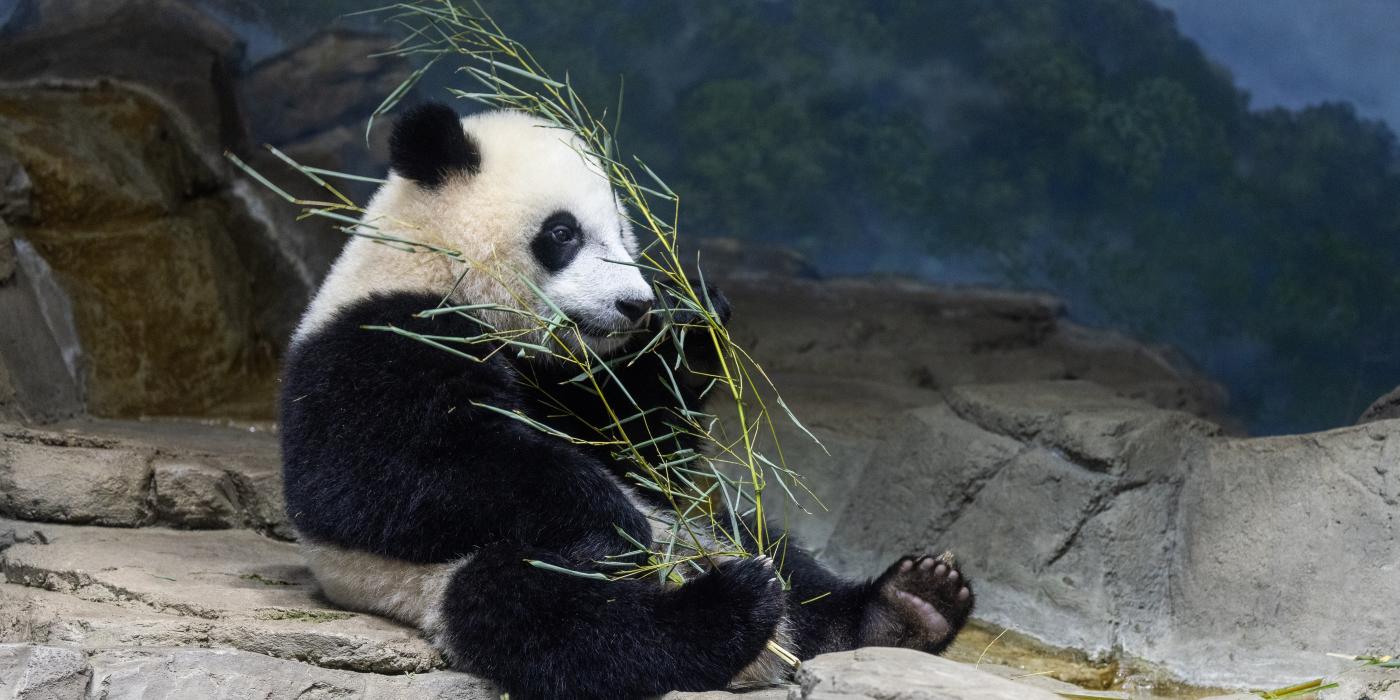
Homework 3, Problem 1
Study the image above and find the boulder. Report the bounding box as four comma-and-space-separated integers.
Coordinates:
0, 218, 13, 284
0, 243, 84, 423
236, 29, 419, 281
1359, 385, 1400, 424
803, 375, 1398, 688
0, 420, 288, 537
1159, 420, 1400, 686
0, 151, 34, 224
790, 647, 1062, 699
0, 644, 90, 700
0, 644, 494, 700
0, 83, 283, 418
1323, 666, 1400, 699
0, 440, 153, 527
717, 274, 1231, 427
0, 0, 246, 158
241, 31, 413, 148
0, 521, 441, 675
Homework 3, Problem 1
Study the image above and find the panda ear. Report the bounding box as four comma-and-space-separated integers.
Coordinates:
389, 102, 481, 189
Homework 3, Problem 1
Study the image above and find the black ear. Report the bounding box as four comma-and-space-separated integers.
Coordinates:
389, 102, 480, 189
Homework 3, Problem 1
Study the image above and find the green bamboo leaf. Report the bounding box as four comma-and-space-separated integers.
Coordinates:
526, 560, 610, 581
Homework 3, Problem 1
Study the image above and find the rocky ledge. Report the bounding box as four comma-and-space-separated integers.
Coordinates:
0, 267, 1396, 697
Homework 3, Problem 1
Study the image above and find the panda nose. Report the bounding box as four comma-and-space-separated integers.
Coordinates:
615, 298, 653, 323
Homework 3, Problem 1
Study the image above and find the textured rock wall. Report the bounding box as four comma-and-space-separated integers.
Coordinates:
0, 85, 278, 418
702, 264, 1399, 689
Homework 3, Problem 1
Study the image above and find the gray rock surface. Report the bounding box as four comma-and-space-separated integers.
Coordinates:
717, 271, 1231, 429
0, 644, 494, 700
0, 152, 34, 224
0, 521, 440, 675
1324, 666, 1400, 699
0, 219, 13, 285
241, 30, 412, 148
703, 269, 1397, 688
0, 440, 151, 527
753, 365, 1398, 687
236, 28, 422, 283
0, 248, 84, 424
790, 648, 1062, 699
0, 644, 90, 700
0, 0, 245, 159
1161, 421, 1400, 686
0, 421, 288, 537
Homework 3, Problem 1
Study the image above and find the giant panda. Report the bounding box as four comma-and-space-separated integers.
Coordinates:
280, 102, 975, 699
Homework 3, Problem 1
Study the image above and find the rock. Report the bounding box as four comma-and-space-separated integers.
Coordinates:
151, 456, 286, 537
242, 31, 412, 148
1359, 385, 1400, 424
0, 0, 246, 158
667, 689, 790, 700
0, 358, 16, 424
0, 1, 324, 417
718, 274, 1229, 425
943, 380, 1219, 476
0, 218, 13, 284
1047, 322, 1233, 430
970, 662, 1091, 695
0, 521, 441, 674
0, 643, 90, 700
1322, 666, 1400, 699
716, 373, 948, 555
790, 647, 1062, 699
0, 439, 153, 526
1159, 420, 1400, 687
810, 372, 1400, 688
0, 644, 495, 700
0, 240, 84, 424
237, 29, 418, 281
0, 420, 289, 537
0, 83, 284, 419
0, 151, 34, 223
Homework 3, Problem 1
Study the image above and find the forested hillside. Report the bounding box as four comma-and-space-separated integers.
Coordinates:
231, 0, 1400, 434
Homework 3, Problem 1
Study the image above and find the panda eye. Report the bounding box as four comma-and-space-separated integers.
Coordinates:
549, 224, 579, 245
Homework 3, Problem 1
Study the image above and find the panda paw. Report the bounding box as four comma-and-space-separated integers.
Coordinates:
661, 281, 731, 327
695, 282, 732, 326
860, 551, 974, 654
665, 556, 785, 657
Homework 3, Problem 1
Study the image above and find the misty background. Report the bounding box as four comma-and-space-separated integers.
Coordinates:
5, 0, 1396, 436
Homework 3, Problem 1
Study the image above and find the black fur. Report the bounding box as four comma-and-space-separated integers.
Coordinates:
531, 211, 586, 273
389, 102, 480, 189
281, 287, 972, 698
281, 292, 651, 565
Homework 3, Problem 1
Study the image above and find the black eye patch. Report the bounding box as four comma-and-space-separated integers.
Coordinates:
531, 211, 585, 273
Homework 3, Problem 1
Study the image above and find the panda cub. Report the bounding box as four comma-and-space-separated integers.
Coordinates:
280, 103, 974, 699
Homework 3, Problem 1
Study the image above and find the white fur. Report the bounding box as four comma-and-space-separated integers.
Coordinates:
295, 110, 651, 352
300, 539, 464, 653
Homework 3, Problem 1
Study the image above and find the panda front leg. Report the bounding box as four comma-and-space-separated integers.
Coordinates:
434, 542, 786, 700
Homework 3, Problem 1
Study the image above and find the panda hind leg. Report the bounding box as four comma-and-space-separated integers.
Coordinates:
859, 552, 975, 654
435, 543, 785, 699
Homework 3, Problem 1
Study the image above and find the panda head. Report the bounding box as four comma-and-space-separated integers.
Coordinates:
360, 102, 655, 354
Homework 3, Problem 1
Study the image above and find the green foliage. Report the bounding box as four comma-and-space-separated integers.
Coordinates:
366, 0, 1398, 433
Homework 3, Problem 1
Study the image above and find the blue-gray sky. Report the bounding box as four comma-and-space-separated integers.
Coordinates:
1153, 0, 1400, 131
